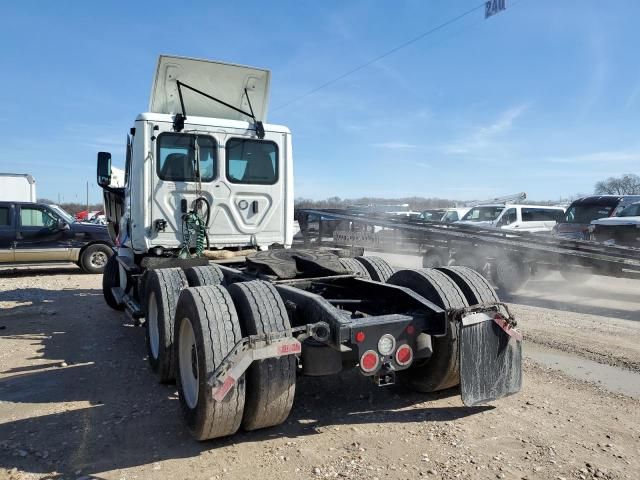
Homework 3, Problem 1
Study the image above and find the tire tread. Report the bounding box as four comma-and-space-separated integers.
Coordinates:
145, 268, 187, 382
185, 265, 224, 287
354, 256, 394, 282
228, 280, 296, 431
338, 257, 371, 279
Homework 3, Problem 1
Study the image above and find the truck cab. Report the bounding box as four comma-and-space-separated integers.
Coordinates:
98, 56, 294, 260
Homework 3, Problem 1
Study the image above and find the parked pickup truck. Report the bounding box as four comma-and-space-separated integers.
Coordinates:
553, 195, 640, 240
590, 201, 640, 247
0, 201, 114, 273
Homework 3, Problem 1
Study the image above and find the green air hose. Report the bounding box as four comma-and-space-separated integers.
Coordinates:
179, 197, 210, 258
179, 137, 210, 258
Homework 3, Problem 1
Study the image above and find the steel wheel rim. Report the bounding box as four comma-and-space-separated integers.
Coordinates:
148, 292, 160, 359
179, 317, 199, 409
90, 251, 108, 268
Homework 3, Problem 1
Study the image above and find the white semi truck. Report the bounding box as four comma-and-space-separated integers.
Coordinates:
97, 55, 522, 441
0, 173, 36, 202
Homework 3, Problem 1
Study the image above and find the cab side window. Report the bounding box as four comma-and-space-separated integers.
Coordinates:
226, 138, 278, 185
157, 133, 216, 182
20, 207, 57, 228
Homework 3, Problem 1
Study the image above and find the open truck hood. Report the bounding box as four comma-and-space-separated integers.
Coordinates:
149, 55, 271, 122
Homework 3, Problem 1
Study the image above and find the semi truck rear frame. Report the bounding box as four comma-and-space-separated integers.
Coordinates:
97, 55, 522, 441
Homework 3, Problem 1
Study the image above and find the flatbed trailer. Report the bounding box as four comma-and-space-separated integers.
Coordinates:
297, 208, 640, 291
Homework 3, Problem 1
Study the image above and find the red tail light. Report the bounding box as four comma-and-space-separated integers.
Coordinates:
360, 350, 379, 373
395, 344, 413, 366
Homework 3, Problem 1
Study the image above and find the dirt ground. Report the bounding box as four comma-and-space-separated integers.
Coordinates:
1, 263, 639, 480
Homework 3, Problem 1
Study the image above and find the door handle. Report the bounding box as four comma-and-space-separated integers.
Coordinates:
252, 201, 259, 214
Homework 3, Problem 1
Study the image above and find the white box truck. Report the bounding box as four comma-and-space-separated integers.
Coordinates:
0, 173, 36, 202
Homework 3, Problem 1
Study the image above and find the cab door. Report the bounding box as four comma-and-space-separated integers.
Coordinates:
0, 204, 16, 262
150, 131, 285, 249
214, 135, 285, 246
497, 208, 518, 230
14, 205, 72, 261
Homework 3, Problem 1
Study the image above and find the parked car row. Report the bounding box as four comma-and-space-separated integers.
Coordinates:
412, 195, 640, 245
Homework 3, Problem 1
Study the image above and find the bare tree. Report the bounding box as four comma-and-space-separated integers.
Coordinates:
594, 174, 640, 195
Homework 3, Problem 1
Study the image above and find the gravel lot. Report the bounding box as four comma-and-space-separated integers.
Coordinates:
1, 263, 639, 480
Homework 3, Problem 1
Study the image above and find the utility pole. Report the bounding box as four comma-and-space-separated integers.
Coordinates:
86, 181, 89, 217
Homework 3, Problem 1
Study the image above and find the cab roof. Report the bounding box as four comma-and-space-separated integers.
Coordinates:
135, 112, 290, 134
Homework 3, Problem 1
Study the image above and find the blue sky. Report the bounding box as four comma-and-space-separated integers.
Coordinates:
0, 0, 638, 203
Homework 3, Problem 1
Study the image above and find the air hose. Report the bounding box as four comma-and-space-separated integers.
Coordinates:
179, 196, 211, 258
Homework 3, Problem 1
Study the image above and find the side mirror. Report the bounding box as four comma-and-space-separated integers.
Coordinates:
56, 218, 70, 231
97, 152, 112, 187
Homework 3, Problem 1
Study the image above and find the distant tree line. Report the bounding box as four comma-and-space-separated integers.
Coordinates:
37, 199, 103, 215
594, 173, 640, 195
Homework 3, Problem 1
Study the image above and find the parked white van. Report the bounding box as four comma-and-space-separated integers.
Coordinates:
457, 204, 565, 233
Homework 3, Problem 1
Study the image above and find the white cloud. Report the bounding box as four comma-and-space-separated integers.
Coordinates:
441, 103, 529, 155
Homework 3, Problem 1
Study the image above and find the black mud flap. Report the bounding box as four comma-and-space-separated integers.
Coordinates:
459, 312, 522, 406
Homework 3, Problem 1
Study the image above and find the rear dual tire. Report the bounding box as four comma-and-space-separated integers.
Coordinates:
144, 268, 188, 383
175, 285, 246, 441
185, 265, 224, 287
228, 281, 296, 431
339, 257, 371, 279
175, 280, 296, 440
354, 256, 394, 282
388, 268, 468, 392
437, 266, 499, 305
388, 267, 500, 393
